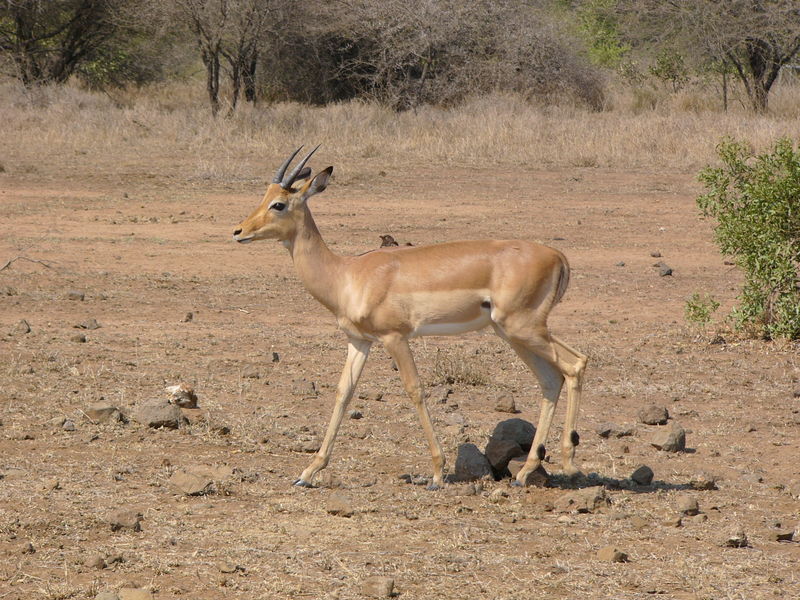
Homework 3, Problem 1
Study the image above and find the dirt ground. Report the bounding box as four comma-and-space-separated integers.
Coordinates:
1, 162, 799, 600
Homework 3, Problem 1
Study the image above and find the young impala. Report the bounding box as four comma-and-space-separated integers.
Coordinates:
233, 146, 587, 489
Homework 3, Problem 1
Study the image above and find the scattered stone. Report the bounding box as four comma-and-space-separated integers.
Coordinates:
12, 319, 31, 335
445, 483, 481, 497
75, 318, 101, 330
556, 486, 610, 514
691, 513, 708, 524
651, 422, 686, 452
62, 420, 76, 432
663, 516, 683, 528
488, 488, 510, 504
654, 261, 673, 276
217, 561, 244, 573
676, 494, 700, 516
596, 546, 628, 562
71, 333, 87, 343
614, 261, 625, 267
181, 312, 194, 322
95, 592, 120, 600
793, 388, 800, 399
767, 529, 795, 542
48, 416, 66, 428
118, 588, 153, 600
169, 469, 214, 496
349, 410, 363, 419
689, 472, 719, 491
630, 464, 654, 486
484, 437, 526, 474
84, 554, 107, 569
134, 399, 186, 429
42, 478, 61, 491
454, 443, 493, 481
67, 290, 85, 301
638, 405, 669, 425
241, 365, 260, 379
272, 351, 280, 362
721, 527, 749, 548
326, 494, 355, 517
19, 541, 35, 554
165, 383, 198, 408
425, 385, 452, 404
508, 459, 550, 487
489, 418, 536, 451
108, 510, 142, 532
629, 515, 649, 530
1, 285, 17, 296
359, 391, 384, 402
595, 422, 634, 438
289, 437, 320, 453
362, 576, 395, 598
650, 251, 662, 258
85, 402, 124, 424
493, 394, 518, 413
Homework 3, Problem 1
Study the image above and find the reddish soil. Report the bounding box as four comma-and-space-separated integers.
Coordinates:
1, 166, 799, 599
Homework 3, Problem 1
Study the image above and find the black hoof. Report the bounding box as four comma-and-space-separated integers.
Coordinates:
293, 478, 314, 488
426, 483, 442, 491
510, 480, 523, 488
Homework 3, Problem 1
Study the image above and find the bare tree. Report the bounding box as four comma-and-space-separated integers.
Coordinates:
0, 0, 122, 85
617, 0, 800, 112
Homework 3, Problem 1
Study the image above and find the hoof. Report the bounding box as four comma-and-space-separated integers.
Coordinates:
426, 483, 442, 491
293, 478, 314, 488
510, 480, 524, 488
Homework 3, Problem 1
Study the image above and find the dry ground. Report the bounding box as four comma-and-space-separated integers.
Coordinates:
1, 159, 799, 599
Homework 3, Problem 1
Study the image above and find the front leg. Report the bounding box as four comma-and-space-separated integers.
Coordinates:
295, 338, 372, 487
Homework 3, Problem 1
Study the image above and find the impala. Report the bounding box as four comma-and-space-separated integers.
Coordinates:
233, 146, 587, 489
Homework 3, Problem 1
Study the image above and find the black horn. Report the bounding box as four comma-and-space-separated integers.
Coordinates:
272, 146, 303, 185
282, 144, 320, 189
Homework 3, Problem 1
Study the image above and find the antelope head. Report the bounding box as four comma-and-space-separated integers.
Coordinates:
233, 145, 332, 244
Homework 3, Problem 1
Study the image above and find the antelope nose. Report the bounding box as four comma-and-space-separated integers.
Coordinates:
233, 228, 242, 237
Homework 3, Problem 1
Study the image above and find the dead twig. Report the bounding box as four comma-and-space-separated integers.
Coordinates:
0, 255, 54, 272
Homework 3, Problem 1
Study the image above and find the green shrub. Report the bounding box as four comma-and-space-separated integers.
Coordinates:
697, 138, 800, 339
684, 292, 720, 328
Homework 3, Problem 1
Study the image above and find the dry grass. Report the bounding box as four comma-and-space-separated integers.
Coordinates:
3, 80, 800, 185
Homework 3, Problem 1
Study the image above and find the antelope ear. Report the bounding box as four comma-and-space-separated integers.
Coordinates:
293, 166, 312, 183
301, 166, 333, 201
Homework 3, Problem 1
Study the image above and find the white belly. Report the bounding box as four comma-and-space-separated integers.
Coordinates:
410, 311, 492, 338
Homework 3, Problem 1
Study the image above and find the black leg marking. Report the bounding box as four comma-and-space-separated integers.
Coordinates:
536, 444, 546, 461
570, 430, 580, 446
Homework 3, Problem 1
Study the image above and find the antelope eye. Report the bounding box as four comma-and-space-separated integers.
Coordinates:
270, 202, 286, 212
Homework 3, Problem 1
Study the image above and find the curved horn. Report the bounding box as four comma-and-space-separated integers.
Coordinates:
282, 144, 320, 189
272, 146, 303, 185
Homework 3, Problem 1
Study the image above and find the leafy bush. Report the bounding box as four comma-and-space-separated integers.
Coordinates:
697, 138, 800, 339
684, 292, 720, 328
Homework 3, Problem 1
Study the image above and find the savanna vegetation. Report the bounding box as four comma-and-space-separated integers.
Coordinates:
2, 0, 800, 338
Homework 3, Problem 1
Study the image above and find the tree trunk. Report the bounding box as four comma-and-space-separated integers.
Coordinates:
202, 47, 221, 117
244, 48, 258, 103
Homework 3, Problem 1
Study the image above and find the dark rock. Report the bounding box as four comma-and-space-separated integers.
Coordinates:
638, 405, 669, 425
721, 528, 749, 548
454, 443, 493, 481
653, 261, 673, 276
689, 472, 719, 490
651, 423, 686, 452
630, 464, 654, 486
134, 399, 186, 429
71, 333, 87, 343
484, 437, 525, 474
489, 418, 536, 451
67, 290, 85, 301
596, 422, 634, 438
